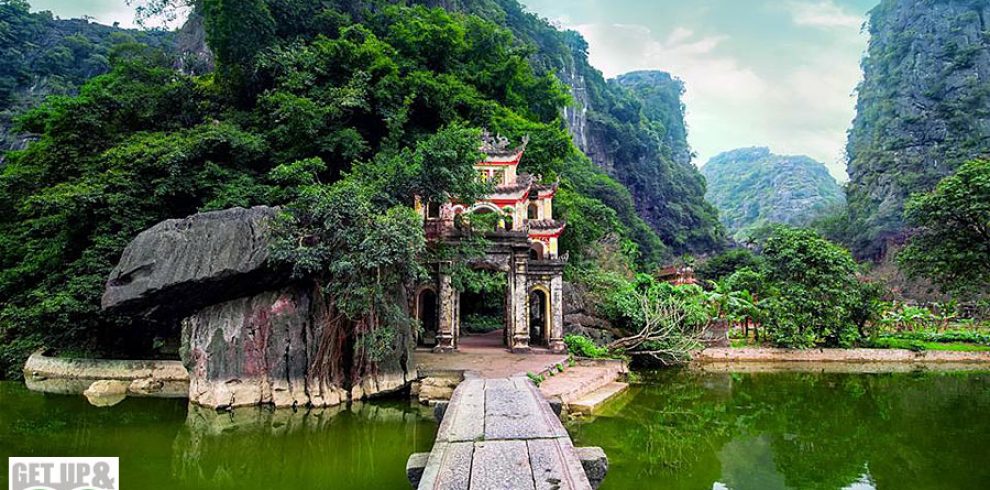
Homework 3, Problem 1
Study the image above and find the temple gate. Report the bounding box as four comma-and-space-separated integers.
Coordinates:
414, 133, 566, 353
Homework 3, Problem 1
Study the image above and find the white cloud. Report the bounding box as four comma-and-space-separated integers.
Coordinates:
785, 0, 862, 29
30, 0, 187, 29
564, 20, 862, 181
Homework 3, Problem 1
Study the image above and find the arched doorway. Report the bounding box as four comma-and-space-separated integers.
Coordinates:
529, 288, 550, 347
529, 242, 545, 261
417, 288, 439, 347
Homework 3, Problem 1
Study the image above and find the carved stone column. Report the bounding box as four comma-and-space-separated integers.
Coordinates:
548, 274, 566, 353
509, 250, 531, 353
435, 266, 457, 353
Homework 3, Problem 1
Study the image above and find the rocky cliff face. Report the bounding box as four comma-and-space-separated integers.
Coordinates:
703, 147, 845, 240
555, 58, 724, 253
846, 0, 990, 258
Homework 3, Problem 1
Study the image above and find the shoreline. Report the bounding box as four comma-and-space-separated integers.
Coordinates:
692, 347, 990, 373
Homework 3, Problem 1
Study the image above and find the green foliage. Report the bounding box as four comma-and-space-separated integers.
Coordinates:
756, 227, 882, 347
898, 159, 990, 298
0, 0, 174, 151
696, 248, 764, 283
702, 147, 844, 241
461, 313, 502, 334
563, 334, 610, 359
526, 371, 544, 386
203, 0, 274, 97
0, 0, 675, 378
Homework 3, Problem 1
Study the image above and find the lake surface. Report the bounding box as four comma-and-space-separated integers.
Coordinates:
568, 369, 990, 490
4, 371, 989, 490
0, 382, 437, 489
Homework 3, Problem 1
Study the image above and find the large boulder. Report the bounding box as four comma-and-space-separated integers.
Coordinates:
180, 283, 415, 409
102, 206, 286, 317
107, 206, 415, 409
181, 285, 348, 409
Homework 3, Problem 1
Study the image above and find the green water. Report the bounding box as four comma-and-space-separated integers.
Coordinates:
4, 372, 990, 490
568, 370, 990, 490
0, 382, 437, 489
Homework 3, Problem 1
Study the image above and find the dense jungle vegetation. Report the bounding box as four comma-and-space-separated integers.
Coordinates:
0, 0, 678, 377
1, 0, 988, 376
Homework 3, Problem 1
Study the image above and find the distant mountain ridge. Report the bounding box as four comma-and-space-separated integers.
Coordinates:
702, 147, 845, 240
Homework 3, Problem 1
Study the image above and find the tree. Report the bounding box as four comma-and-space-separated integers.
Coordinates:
607, 289, 708, 365
696, 247, 764, 283
899, 159, 990, 298
202, 0, 275, 97
759, 226, 879, 347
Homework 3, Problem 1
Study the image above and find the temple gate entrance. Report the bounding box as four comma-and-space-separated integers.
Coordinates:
529, 288, 550, 347
417, 288, 439, 347
458, 268, 508, 347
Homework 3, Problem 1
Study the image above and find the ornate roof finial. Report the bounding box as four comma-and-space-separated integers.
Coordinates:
480, 129, 513, 154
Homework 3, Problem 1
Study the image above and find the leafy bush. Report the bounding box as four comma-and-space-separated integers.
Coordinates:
716, 226, 887, 348
564, 334, 610, 358
461, 314, 502, 334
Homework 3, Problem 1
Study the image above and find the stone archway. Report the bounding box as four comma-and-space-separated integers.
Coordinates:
528, 287, 550, 347
417, 287, 439, 347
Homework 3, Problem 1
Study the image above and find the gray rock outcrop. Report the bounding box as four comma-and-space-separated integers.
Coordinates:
181, 285, 348, 408
562, 281, 618, 343
102, 206, 285, 316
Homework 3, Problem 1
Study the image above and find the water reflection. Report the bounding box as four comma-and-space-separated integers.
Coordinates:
172, 402, 436, 489
0, 382, 437, 490
568, 370, 990, 490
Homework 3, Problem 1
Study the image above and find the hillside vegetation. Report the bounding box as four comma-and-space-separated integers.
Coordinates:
703, 147, 845, 241
0, 0, 173, 157
0, 0, 704, 376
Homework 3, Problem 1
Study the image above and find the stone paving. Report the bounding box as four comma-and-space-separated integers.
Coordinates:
414, 331, 568, 379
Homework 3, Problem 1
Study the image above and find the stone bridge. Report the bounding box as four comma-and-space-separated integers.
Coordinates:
407, 377, 607, 489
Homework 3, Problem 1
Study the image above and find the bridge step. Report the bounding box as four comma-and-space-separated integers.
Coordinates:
539, 364, 625, 404
568, 382, 629, 415
414, 377, 599, 489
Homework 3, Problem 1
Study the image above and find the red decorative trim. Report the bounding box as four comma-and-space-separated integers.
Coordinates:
529, 228, 564, 239
480, 151, 524, 166
488, 191, 530, 206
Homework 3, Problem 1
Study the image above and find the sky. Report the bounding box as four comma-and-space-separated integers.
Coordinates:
30, 0, 879, 180
521, 0, 879, 180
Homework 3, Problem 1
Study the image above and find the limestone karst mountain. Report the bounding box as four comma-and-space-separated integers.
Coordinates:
846, 0, 990, 258
0, 2, 174, 159
703, 147, 845, 241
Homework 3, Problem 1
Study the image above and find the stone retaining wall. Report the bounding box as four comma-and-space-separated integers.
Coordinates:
23, 350, 189, 397
697, 347, 990, 363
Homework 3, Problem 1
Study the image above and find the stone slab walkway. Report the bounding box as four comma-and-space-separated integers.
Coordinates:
414, 332, 568, 379
416, 377, 593, 490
